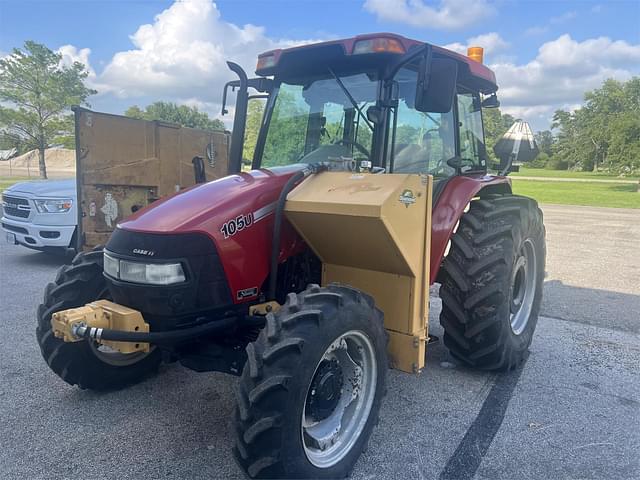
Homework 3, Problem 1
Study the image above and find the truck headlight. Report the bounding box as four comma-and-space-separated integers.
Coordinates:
103, 251, 186, 285
34, 198, 73, 213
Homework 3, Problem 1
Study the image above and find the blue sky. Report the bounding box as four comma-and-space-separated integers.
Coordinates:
1, 0, 639, 130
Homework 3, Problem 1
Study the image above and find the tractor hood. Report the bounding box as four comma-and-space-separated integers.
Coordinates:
115, 165, 308, 305
118, 166, 302, 234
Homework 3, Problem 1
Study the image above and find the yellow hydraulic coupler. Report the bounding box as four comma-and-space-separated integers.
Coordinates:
51, 300, 150, 354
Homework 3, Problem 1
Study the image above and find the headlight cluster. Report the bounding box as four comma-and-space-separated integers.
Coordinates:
103, 251, 186, 285
34, 198, 73, 213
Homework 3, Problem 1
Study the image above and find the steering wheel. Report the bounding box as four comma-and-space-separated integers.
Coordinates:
333, 138, 371, 159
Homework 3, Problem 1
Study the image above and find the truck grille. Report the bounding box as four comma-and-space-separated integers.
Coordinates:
2, 194, 31, 219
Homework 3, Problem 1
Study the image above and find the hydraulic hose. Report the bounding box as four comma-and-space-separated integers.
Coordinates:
268, 164, 327, 301
73, 316, 237, 345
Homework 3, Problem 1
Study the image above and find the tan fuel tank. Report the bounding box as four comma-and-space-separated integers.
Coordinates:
285, 171, 433, 373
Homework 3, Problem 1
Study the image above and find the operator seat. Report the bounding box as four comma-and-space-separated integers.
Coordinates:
393, 132, 433, 173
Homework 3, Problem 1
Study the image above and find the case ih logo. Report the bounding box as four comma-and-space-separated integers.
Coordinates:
132, 248, 155, 257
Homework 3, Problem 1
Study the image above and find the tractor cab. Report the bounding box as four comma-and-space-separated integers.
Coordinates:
223, 33, 499, 189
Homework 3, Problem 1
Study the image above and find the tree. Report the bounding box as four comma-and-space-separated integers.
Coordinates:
243, 99, 265, 166
0, 41, 96, 178
534, 130, 554, 157
125, 101, 225, 131
550, 77, 640, 174
482, 107, 515, 166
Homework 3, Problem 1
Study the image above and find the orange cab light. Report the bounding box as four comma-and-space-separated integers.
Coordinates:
467, 46, 484, 64
353, 37, 406, 55
256, 53, 277, 71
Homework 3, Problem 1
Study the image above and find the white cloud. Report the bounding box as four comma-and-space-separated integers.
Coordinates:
443, 32, 509, 57
492, 34, 640, 129
95, 0, 317, 109
363, 0, 494, 30
57, 45, 96, 78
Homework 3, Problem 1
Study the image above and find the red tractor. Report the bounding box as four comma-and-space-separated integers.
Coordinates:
39, 33, 545, 479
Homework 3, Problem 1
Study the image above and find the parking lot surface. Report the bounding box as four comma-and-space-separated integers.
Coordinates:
1, 204, 638, 479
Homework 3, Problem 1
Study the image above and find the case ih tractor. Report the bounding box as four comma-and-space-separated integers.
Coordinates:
38, 34, 545, 479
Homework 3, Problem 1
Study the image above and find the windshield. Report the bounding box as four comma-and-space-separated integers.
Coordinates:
261, 73, 378, 168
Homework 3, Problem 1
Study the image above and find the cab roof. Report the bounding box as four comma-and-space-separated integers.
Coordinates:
256, 32, 498, 94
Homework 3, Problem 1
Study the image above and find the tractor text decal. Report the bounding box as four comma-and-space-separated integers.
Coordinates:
220, 213, 254, 239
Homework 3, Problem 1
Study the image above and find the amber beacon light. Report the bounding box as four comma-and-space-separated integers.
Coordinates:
467, 46, 484, 63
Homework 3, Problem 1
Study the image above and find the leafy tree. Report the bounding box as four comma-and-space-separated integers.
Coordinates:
534, 130, 554, 157
0, 41, 96, 178
243, 99, 265, 166
550, 77, 639, 174
482, 107, 515, 166
125, 101, 225, 131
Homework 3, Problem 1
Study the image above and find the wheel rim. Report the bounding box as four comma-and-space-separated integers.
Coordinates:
510, 239, 537, 335
88, 341, 153, 367
85, 286, 153, 367
301, 330, 377, 469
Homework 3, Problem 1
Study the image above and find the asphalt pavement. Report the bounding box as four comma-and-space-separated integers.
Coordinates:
0, 204, 638, 479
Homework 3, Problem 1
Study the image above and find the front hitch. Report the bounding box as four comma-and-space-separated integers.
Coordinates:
51, 300, 150, 354
51, 300, 241, 353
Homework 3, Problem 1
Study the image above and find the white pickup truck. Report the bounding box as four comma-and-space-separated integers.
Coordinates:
1, 178, 77, 254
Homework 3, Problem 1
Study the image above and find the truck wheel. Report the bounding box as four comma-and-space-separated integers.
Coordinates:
36, 247, 161, 390
439, 194, 545, 370
234, 284, 388, 479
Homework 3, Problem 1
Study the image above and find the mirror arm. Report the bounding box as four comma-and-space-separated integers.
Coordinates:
384, 44, 431, 82
499, 153, 515, 176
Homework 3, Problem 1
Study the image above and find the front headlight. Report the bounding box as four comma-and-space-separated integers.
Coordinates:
103, 251, 186, 285
34, 198, 73, 213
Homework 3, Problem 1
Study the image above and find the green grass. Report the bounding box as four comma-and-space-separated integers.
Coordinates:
511, 166, 640, 181
512, 178, 640, 209
0, 176, 31, 194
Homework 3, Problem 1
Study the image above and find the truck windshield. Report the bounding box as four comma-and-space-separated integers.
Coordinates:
261, 73, 378, 168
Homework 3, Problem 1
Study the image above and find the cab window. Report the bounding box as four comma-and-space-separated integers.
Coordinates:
456, 91, 486, 169
390, 67, 456, 177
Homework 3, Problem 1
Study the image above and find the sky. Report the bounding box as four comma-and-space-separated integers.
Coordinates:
1, 0, 639, 131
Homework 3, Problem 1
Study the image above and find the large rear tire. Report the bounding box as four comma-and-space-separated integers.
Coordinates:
36, 248, 162, 390
439, 194, 545, 370
234, 284, 388, 479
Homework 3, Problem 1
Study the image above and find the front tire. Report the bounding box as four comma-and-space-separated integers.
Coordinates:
234, 284, 388, 479
36, 247, 162, 390
438, 194, 545, 370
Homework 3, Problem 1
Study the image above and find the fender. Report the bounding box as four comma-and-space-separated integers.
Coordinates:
430, 174, 512, 285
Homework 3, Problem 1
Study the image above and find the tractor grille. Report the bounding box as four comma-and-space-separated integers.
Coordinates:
2, 194, 31, 219
105, 229, 233, 329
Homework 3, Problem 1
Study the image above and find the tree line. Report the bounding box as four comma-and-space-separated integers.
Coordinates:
476, 77, 640, 175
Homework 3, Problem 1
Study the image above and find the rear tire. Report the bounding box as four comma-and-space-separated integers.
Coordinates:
36, 247, 162, 390
234, 284, 388, 479
438, 194, 545, 370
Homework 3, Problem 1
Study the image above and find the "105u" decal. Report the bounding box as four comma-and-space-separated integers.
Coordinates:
220, 213, 254, 239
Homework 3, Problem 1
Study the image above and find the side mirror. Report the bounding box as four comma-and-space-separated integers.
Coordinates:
416, 57, 458, 113
481, 93, 500, 108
